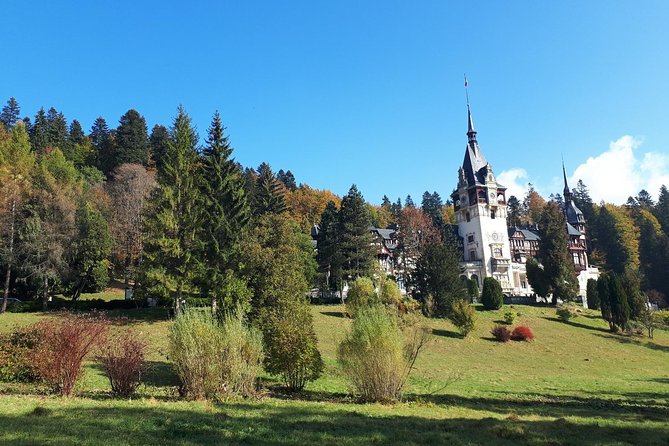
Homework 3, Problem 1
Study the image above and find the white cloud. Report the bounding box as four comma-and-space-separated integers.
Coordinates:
568, 135, 669, 204
498, 168, 529, 199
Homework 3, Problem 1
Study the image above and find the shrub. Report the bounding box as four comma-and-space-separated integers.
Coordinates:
586, 278, 600, 310
556, 302, 579, 322
448, 300, 476, 337
219, 308, 264, 397
481, 278, 503, 310
467, 278, 479, 300
503, 311, 516, 325
31, 313, 109, 396
512, 325, 535, 341
345, 277, 377, 317
491, 324, 512, 342
98, 329, 147, 397
378, 278, 403, 309
169, 309, 225, 400
262, 300, 323, 391
0, 325, 44, 382
657, 310, 669, 327
337, 305, 428, 403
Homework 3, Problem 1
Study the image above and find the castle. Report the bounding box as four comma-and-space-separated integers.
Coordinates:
450, 99, 599, 301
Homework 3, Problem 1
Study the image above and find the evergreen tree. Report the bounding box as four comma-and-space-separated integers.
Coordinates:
636, 189, 654, 210
421, 191, 446, 234
115, 109, 150, 168
654, 185, 669, 235
140, 106, 202, 312
538, 202, 578, 304
526, 256, 550, 299
597, 204, 639, 274
636, 209, 669, 299
586, 278, 599, 310
68, 120, 86, 146
150, 124, 170, 171
316, 200, 342, 292
381, 195, 391, 210
46, 107, 68, 151
391, 197, 402, 218
413, 241, 465, 316
30, 108, 49, 152
598, 273, 614, 330
609, 273, 630, 331
90, 117, 115, 175
253, 163, 287, 215
405, 195, 415, 208
0, 97, 21, 129
337, 185, 376, 281
480, 277, 504, 310
68, 203, 112, 300
198, 111, 251, 312
277, 169, 297, 191
507, 195, 522, 227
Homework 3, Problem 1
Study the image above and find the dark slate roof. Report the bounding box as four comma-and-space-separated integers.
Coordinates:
566, 222, 582, 236
508, 227, 540, 241
462, 140, 489, 186
565, 200, 584, 224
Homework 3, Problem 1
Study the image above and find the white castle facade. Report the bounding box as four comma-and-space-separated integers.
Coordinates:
451, 102, 599, 302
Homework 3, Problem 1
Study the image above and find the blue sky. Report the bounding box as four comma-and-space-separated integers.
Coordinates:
4, 1, 669, 204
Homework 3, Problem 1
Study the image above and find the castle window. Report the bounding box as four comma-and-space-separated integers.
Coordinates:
466, 212, 471, 222
467, 235, 474, 243
470, 250, 477, 261
491, 210, 496, 219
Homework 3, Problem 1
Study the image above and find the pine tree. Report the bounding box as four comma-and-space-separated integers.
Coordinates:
598, 273, 614, 330
253, 163, 287, 215
140, 106, 203, 312
507, 195, 522, 227
115, 109, 150, 168
30, 108, 49, 152
421, 191, 446, 234
68, 120, 86, 145
277, 169, 297, 191
538, 202, 578, 304
68, 203, 112, 300
636, 189, 654, 210
609, 273, 630, 331
90, 117, 115, 175
0, 97, 21, 129
654, 185, 669, 235
405, 195, 415, 208
46, 107, 68, 151
586, 278, 599, 309
150, 124, 170, 171
414, 242, 465, 316
316, 200, 342, 292
198, 111, 251, 312
337, 185, 376, 281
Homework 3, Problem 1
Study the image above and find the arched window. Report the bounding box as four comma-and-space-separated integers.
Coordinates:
471, 274, 479, 287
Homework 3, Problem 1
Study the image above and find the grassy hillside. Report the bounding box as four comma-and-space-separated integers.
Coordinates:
0, 304, 667, 445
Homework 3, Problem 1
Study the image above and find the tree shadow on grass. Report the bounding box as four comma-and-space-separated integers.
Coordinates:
431, 328, 461, 339
541, 316, 610, 333
1, 399, 668, 445
592, 333, 669, 353
320, 311, 347, 319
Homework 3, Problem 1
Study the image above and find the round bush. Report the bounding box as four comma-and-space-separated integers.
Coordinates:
345, 277, 377, 317
491, 324, 512, 342
512, 325, 535, 341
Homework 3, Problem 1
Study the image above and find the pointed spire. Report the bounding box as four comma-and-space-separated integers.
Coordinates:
562, 158, 571, 198
465, 75, 477, 142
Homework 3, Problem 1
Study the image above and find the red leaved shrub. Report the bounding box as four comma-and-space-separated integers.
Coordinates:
31, 313, 109, 396
99, 329, 147, 396
512, 325, 535, 342
491, 324, 512, 342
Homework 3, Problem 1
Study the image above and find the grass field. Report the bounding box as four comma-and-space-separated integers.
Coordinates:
0, 303, 668, 445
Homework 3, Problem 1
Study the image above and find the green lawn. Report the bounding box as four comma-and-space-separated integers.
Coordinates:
0, 304, 668, 445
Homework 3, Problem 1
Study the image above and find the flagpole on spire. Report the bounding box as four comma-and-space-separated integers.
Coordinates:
464, 74, 470, 109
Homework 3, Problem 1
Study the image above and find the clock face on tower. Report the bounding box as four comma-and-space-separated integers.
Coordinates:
489, 191, 496, 201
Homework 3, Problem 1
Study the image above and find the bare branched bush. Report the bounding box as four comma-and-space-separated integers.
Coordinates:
31, 313, 109, 396
337, 305, 429, 402
99, 329, 147, 396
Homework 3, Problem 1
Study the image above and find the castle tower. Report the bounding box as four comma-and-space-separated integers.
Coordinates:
451, 86, 513, 291
562, 163, 589, 270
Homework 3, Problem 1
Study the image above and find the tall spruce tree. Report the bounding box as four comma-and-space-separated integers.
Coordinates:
316, 200, 342, 292
337, 185, 376, 282
507, 195, 522, 227
46, 107, 68, 151
277, 169, 297, 191
149, 124, 170, 171
0, 97, 21, 129
538, 201, 578, 304
198, 111, 251, 312
253, 163, 287, 215
115, 109, 150, 168
654, 185, 669, 235
90, 117, 115, 175
30, 108, 49, 152
141, 106, 202, 312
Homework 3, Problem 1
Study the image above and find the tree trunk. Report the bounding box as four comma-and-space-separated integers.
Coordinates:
42, 276, 49, 311
2, 199, 17, 314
